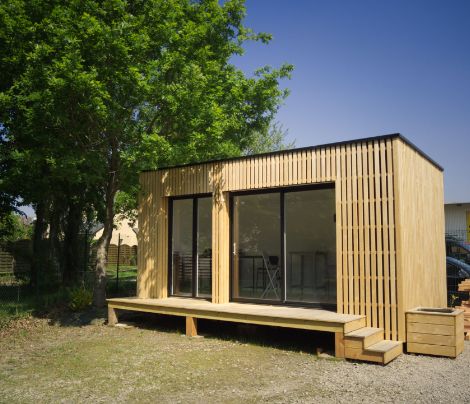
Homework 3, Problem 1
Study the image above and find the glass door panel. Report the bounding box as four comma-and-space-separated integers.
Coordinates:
171, 199, 193, 296
285, 188, 336, 305
171, 196, 212, 298
197, 197, 212, 297
232, 193, 281, 300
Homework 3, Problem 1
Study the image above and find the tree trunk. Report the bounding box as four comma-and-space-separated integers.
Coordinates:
48, 200, 62, 283
93, 189, 116, 307
63, 200, 82, 286
31, 201, 48, 287
93, 148, 119, 308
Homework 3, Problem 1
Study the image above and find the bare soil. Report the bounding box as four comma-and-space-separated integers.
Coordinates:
1, 313, 469, 403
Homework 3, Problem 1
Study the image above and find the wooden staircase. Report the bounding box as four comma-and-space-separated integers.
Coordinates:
344, 327, 403, 365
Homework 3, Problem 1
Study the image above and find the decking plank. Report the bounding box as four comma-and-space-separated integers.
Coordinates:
107, 297, 364, 332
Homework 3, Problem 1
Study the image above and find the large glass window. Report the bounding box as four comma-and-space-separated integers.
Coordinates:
197, 197, 212, 297
285, 189, 336, 305
172, 199, 193, 296
232, 193, 281, 300
231, 186, 336, 307
171, 197, 212, 298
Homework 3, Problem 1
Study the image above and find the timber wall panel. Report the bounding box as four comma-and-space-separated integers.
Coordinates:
393, 139, 446, 340
137, 137, 445, 341
137, 172, 153, 297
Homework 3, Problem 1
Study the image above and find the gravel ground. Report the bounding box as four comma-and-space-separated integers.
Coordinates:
0, 314, 469, 403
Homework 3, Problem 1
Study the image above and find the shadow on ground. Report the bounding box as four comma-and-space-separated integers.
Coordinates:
111, 311, 336, 356
45, 307, 108, 327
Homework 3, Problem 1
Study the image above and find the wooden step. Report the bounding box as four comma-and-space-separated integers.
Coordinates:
345, 327, 383, 349
345, 339, 403, 365
367, 340, 403, 365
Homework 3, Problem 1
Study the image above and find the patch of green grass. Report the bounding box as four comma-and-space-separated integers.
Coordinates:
105, 266, 137, 297
0, 297, 36, 328
106, 265, 137, 275
0, 285, 36, 326
0, 322, 324, 403
0, 284, 96, 328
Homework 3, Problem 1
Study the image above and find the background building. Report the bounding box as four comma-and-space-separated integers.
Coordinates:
445, 203, 470, 241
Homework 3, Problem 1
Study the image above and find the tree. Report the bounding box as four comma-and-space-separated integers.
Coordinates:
0, 0, 292, 307
114, 122, 295, 224
0, 0, 108, 285
243, 122, 295, 155
0, 212, 32, 242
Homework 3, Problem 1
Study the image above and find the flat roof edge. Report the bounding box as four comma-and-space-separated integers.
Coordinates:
141, 132, 443, 173
396, 135, 443, 172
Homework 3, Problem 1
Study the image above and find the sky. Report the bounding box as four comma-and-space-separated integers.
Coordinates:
231, 0, 470, 203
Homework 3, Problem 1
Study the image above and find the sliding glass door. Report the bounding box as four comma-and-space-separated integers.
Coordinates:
285, 189, 336, 305
231, 193, 281, 300
231, 186, 336, 307
196, 197, 212, 297
170, 196, 212, 298
171, 199, 193, 295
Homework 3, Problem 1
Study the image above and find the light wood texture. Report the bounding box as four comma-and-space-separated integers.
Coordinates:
137, 136, 445, 342
186, 316, 198, 337
344, 327, 384, 349
344, 326, 403, 364
406, 312, 456, 326
343, 341, 403, 365
107, 297, 365, 333
407, 332, 456, 346
406, 308, 464, 358
407, 322, 455, 335
335, 332, 345, 358
394, 139, 447, 340
343, 347, 384, 363
212, 189, 230, 303
108, 306, 118, 326
369, 341, 404, 365
107, 297, 407, 363
407, 342, 463, 358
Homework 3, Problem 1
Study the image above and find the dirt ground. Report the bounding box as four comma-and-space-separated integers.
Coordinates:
1, 312, 469, 403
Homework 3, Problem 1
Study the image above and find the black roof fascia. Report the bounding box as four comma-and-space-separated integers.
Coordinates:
142, 133, 443, 173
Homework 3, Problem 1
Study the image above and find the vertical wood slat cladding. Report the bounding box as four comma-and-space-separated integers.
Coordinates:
393, 139, 446, 340
137, 137, 444, 341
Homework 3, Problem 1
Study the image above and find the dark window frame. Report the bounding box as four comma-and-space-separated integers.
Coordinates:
229, 183, 336, 310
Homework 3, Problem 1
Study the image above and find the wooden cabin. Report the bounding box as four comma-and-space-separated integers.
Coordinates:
108, 133, 447, 364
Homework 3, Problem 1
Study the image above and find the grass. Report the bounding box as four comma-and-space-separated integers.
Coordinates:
0, 314, 327, 403
0, 284, 37, 327
0, 284, 83, 330
1, 312, 469, 403
0, 264, 137, 328
105, 264, 137, 277
105, 265, 137, 297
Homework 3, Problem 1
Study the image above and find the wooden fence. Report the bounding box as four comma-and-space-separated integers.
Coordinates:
0, 240, 32, 275
107, 244, 138, 266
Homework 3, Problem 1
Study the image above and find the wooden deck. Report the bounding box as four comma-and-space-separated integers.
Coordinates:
107, 297, 406, 363
107, 297, 366, 333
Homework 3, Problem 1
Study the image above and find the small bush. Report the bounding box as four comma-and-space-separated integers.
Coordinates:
67, 286, 93, 311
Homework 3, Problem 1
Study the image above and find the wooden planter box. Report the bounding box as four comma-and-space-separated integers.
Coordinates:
406, 308, 464, 358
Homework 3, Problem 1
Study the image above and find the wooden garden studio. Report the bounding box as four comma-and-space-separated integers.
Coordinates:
108, 133, 447, 364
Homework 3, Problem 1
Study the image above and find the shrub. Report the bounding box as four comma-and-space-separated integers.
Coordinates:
67, 286, 93, 311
